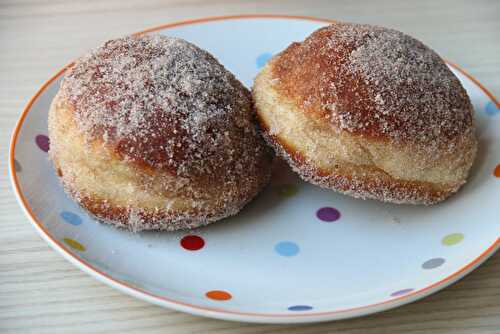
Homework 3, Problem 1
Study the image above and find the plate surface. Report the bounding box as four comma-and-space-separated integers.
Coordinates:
9, 15, 500, 323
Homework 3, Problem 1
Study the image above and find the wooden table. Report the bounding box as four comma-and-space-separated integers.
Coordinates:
1, 1, 499, 333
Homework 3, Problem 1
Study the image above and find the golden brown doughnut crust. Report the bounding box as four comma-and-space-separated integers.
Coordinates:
253, 22, 477, 204
49, 35, 272, 231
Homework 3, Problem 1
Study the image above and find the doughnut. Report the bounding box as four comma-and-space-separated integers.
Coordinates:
253, 22, 477, 205
48, 35, 272, 231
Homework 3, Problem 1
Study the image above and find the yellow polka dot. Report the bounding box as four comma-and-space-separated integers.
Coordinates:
442, 233, 464, 246
63, 238, 86, 251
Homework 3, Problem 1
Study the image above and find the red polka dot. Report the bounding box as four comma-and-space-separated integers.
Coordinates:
180, 235, 205, 251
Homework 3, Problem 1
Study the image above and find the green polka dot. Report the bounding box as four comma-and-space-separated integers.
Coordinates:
442, 233, 464, 246
276, 184, 298, 197
63, 238, 86, 251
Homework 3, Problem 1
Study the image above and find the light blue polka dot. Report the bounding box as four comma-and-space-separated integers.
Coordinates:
485, 101, 499, 116
275, 241, 300, 257
60, 211, 82, 226
256, 52, 272, 68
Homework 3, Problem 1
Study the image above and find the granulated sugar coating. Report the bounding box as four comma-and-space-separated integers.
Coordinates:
272, 22, 475, 150
50, 34, 272, 231
61, 34, 264, 178
254, 22, 477, 205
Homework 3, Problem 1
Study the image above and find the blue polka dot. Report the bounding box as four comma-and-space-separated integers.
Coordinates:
256, 52, 272, 68
60, 211, 82, 226
274, 241, 299, 257
288, 305, 313, 311
485, 101, 499, 116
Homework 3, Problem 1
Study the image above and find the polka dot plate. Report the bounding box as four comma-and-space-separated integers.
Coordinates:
9, 15, 500, 323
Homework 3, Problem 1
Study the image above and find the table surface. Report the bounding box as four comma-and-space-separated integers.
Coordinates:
1, 0, 499, 333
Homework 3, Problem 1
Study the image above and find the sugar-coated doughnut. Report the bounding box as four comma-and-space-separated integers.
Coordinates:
49, 35, 272, 231
253, 22, 477, 204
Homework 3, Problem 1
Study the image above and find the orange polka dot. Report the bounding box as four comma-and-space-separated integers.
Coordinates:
494, 164, 500, 178
205, 290, 232, 301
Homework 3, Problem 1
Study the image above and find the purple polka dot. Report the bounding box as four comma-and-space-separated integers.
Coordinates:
288, 305, 313, 311
390, 288, 414, 297
35, 135, 50, 152
316, 207, 341, 222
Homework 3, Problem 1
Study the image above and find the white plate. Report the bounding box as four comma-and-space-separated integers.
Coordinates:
9, 15, 500, 324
